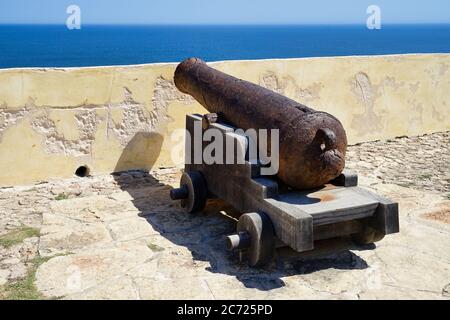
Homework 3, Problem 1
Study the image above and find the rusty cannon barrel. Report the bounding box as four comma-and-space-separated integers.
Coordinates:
174, 57, 347, 190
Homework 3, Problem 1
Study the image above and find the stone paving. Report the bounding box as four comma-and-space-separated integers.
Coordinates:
0, 132, 449, 299
346, 132, 450, 194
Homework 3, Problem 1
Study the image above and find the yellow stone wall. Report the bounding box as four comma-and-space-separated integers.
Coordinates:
0, 54, 449, 186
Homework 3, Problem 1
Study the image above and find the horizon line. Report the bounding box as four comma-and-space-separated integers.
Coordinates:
0, 22, 450, 28
1, 22, 450, 26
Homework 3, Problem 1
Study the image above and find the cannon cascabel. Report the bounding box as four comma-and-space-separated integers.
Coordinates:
174, 57, 347, 190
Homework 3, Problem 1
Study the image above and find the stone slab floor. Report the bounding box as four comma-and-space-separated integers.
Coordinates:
0, 132, 449, 299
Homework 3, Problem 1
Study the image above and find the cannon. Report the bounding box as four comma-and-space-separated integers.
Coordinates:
174, 57, 347, 190
170, 58, 399, 267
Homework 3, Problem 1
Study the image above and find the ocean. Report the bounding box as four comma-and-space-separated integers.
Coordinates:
0, 24, 449, 68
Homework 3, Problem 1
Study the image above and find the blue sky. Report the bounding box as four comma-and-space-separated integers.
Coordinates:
0, 0, 449, 25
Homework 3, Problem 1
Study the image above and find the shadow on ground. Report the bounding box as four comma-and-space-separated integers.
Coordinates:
111, 132, 375, 291
112, 170, 375, 291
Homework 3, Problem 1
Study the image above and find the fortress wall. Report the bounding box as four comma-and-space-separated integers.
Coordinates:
0, 54, 448, 186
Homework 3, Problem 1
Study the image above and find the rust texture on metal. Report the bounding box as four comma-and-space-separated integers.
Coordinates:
174, 57, 348, 190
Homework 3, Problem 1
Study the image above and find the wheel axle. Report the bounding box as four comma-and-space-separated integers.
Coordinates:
170, 185, 189, 200
226, 231, 251, 251
170, 171, 207, 213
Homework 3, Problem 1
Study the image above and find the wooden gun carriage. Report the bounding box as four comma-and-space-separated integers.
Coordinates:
170, 114, 400, 267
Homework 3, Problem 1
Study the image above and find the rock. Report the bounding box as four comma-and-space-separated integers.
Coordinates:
346, 132, 449, 194
5, 221, 22, 229
39, 213, 112, 256
1, 257, 21, 266
67, 183, 82, 196
51, 183, 82, 198
204, 275, 298, 299
8, 262, 28, 280
50, 186, 65, 196
0, 269, 10, 285
35, 244, 153, 297
49, 194, 140, 222
108, 217, 159, 241
64, 276, 139, 300
19, 237, 39, 261
137, 277, 214, 300
443, 283, 450, 297
125, 259, 159, 279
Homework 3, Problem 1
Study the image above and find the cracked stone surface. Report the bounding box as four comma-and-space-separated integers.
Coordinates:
346, 132, 449, 194
0, 131, 449, 299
